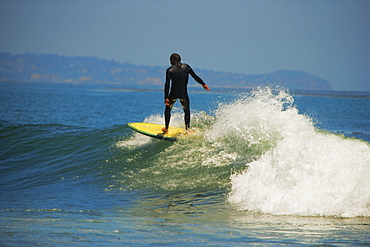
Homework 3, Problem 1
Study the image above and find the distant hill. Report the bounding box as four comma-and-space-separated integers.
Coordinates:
0, 53, 332, 91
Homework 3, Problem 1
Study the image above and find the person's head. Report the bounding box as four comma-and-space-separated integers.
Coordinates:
170, 53, 181, 65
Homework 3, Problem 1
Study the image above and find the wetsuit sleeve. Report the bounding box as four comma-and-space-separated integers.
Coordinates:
164, 68, 171, 99
188, 66, 205, 85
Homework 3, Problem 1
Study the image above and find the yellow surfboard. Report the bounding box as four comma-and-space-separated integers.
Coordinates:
128, 122, 187, 141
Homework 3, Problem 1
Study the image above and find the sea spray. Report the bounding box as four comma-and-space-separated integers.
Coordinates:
205, 87, 306, 158
225, 88, 370, 217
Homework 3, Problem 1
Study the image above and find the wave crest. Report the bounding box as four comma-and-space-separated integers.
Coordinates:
226, 88, 370, 217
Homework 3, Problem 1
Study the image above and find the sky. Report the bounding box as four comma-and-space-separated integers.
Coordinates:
0, 0, 369, 91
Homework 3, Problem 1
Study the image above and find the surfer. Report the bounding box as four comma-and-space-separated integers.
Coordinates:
162, 53, 210, 133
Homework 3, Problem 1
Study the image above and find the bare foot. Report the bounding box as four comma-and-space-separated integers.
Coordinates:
185, 128, 196, 134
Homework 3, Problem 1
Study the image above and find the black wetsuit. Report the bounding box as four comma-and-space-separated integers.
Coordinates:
164, 62, 205, 129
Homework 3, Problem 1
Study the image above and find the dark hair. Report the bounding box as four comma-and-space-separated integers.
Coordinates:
170, 53, 181, 64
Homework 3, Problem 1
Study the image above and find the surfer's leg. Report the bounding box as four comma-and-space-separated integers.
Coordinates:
163, 99, 176, 133
164, 105, 171, 129
180, 96, 190, 129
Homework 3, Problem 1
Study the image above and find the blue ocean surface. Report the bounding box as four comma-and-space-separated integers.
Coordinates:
0, 82, 369, 246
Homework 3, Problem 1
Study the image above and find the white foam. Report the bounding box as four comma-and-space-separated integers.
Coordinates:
222, 87, 370, 217
206, 87, 307, 151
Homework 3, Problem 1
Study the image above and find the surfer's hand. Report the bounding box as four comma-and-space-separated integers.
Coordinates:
165, 99, 170, 105
203, 84, 210, 91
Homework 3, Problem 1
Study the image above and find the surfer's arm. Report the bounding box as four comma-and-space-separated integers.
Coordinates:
188, 66, 205, 85
188, 65, 210, 90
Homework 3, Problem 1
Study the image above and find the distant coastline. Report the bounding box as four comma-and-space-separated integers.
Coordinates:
0, 52, 332, 91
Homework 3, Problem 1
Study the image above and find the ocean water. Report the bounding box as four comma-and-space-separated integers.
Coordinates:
0, 82, 369, 246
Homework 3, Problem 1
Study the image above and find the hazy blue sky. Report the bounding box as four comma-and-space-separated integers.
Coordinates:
1, 0, 369, 91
